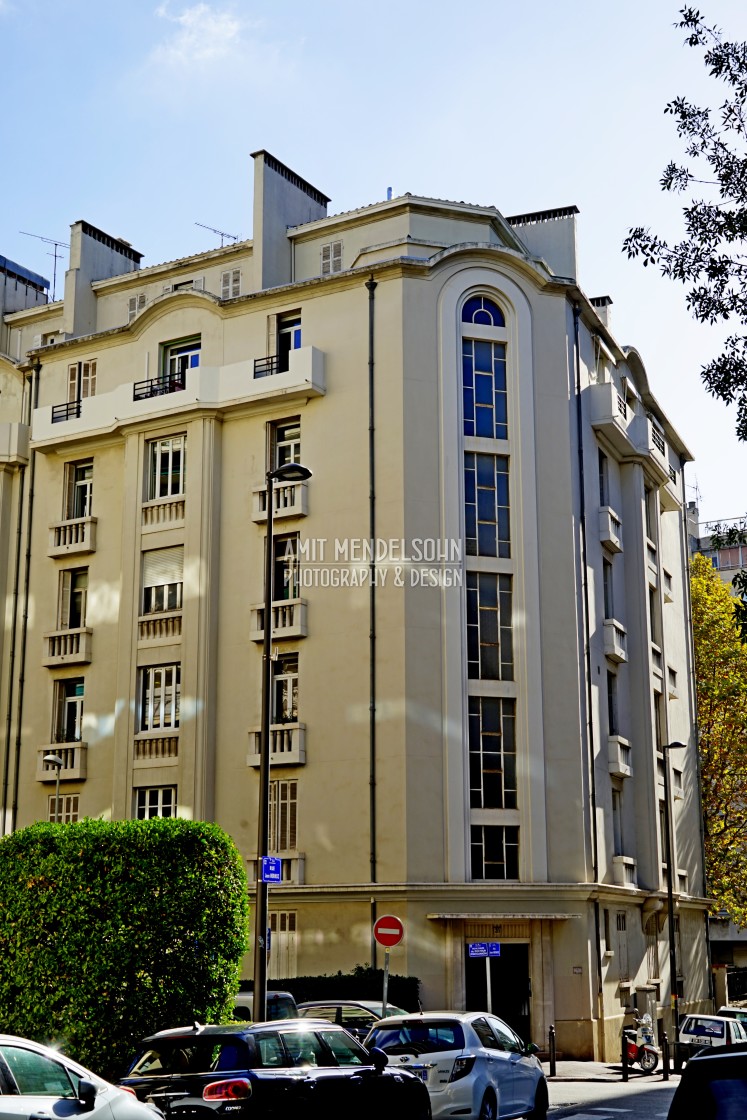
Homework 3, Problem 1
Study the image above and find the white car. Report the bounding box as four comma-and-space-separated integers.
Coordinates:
364, 1010, 547, 1120
678, 1013, 747, 1061
0, 1034, 162, 1120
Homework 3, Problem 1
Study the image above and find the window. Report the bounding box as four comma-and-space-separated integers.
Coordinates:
654, 691, 664, 749
268, 911, 297, 979
0, 1045, 79, 1095
645, 915, 659, 979
272, 419, 301, 470
466, 573, 513, 680
53, 678, 84, 743
142, 546, 184, 613
147, 435, 186, 500
269, 779, 297, 851
470, 824, 519, 880
464, 453, 510, 558
67, 360, 96, 402
468, 697, 516, 810
48, 793, 79, 823
607, 671, 619, 736
164, 338, 200, 382
128, 293, 146, 322
462, 339, 508, 439
462, 296, 505, 328
649, 588, 660, 644
58, 568, 88, 629
612, 787, 623, 855
645, 487, 657, 542
277, 313, 301, 373
603, 558, 614, 619
273, 535, 300, 600
135, 786, 177, 819
64, 460, 93, 519
616, 911, 629, 981
598, 449, 609, 507
272, 653, 298, 722
321, 241, 342, 275
139, 664, 180, 731
659, 799, 669, 866
221, 269, 241, 299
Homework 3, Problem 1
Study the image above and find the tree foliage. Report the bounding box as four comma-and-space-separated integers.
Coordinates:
691, 553, 747, 924
0, 818, 249, 1079
623, 8, 747, 439
707, 517, 747, 640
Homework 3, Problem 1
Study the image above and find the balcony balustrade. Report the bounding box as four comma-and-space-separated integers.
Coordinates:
36, 743, 87, 782
48, 516, 97, 557
247, 722, 306, 767
250, 599, 308, 642
603, 619, 628, 663
43, 627, 92, 666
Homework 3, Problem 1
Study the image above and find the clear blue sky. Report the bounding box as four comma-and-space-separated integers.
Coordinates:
2, 0, 745, 525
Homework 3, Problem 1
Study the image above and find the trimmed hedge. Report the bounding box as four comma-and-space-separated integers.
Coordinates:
241, 965, 421, 1011
0, 819, 249, 1079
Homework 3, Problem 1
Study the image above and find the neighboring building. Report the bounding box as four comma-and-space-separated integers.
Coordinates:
0, 151, 709, 1058
687, 501, 747, 589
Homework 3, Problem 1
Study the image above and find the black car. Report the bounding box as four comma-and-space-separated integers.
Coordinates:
668, 1041, 747, 1118
120, 1021, 431, 1120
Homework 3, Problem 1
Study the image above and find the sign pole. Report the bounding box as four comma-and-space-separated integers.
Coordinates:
486, 957, 492, 1014
382, 948, 390, 1016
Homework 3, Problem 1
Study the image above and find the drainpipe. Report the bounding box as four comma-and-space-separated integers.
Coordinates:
1, 376, 30, 831
10, 359, 41, 830
572, 304, 604, 1044
366, 275, 378, 967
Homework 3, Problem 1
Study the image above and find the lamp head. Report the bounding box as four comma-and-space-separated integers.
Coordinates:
43, 753, 64, 768
268, 462, 312, 484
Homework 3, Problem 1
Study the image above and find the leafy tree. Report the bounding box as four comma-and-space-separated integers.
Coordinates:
0, 818, 249, 1079
690, 552, 747, 924
706, 517, 747, 640
623, 8, 747, 439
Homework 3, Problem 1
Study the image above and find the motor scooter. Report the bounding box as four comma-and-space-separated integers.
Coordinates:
622, 1013, 659, 1073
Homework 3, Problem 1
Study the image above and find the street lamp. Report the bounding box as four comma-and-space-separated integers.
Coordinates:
253, 461, 312, 1024
662, 741, 686, 1042
43, 753, 64, 823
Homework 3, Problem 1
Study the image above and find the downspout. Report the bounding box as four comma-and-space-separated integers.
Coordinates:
572, 304, 604, 1045
366, 275, 378, 968
1, 377, 30, 830
10, 359, 41, 831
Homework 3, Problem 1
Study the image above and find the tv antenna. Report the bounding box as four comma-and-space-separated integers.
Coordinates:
195, 222, 239, 247
19, 231, 70, 301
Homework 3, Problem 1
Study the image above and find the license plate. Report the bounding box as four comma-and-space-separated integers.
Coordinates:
415, 1068, 429, 1082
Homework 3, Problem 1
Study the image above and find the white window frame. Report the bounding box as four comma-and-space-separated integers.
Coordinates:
48, 793, 79, 823
272, 653, 298, 723
272, 419, 301, 471
128, 293, 146, 323
268, 910, 297, 979
147, 435, 186, 500
139, 664, 180, 731
134, 786, 177, 819
221, 269, 241, 299
64, 460, 93, 519
142, 546, 184, 614
67, 360, 97, 402
54, 678, 84, 744
58, 568, 88, 629
321, 241, 342, 275
269, 779, 297, 851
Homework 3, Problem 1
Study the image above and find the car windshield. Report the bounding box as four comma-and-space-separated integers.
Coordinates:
368, 1021, 465, 1055
127, 1037, 254, 1075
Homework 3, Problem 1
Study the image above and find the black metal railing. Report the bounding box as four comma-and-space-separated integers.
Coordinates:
52, 399, 82, 424
133, 372, 186, 401
254, 355, 279, 378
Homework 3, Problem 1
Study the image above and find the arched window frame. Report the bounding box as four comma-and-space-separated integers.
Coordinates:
460, 292, 509, 442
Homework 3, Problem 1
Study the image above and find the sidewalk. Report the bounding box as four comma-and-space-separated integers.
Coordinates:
544, 1059, 680, 1082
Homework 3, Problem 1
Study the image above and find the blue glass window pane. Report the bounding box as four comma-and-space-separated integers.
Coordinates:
476, 455, 494, 486
475, 374, 493, 405
476, 407, 493, 438
498, 509, 510, 542
485, 299, 505, 327
496, 472, 509, 505
462, 297, 483, 322
464, 469, 476, 505
478, 523, 496, 555
474, 341, 493, 372
479, 575, 498, 607
465, 508, 477, 546
462, 358, 474, 388
495, 394, 508, 426
482, 646, 499, 679
463, 386, 474, 418
467, 629, 479, 663
477, 489, 495, 520
190, 353, 200, 367
474, 309, 492, 325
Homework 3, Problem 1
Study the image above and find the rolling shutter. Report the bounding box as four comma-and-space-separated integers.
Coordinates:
143, 546, 184, 588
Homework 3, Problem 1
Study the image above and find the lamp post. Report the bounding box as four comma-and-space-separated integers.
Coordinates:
43, 753, 64, 823
662, 741, 686, 1042
252, 461, 312, 1024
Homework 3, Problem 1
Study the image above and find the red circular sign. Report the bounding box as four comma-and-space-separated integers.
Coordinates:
373, 914, 404, 948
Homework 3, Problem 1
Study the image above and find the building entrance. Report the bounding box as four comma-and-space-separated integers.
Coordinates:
465, 942, 531, 1043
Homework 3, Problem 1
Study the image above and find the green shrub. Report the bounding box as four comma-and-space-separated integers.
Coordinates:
0, 818, 249, 1079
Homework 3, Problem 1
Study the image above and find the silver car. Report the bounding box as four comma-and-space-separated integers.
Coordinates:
0, 1034, 162, 1120
364, 1011, 547, 1120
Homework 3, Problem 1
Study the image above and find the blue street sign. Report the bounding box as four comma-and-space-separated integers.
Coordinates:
469, 943, 488, 958
262, 856, 282, 883
487, 943, 501, 957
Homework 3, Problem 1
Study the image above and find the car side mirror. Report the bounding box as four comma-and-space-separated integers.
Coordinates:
524, 1042, 540, 1056
369, 1047, 389, 1073
78, 1079, 98, 1110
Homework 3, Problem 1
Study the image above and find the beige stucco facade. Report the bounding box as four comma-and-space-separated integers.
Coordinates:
0, 151, 710, 1058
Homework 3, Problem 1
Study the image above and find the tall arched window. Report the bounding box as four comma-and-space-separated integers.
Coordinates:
461, 295, 508, 440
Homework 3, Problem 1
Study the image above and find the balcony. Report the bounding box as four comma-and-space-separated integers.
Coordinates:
48, 516, 97, 557
247, 723, 306, 767
133, 372, 186, 402
612, 855, 637, 887
141, 497, 185, 529
599, 507, 623, 553
248, 853, 305, 885
603, 619, 628, 663
589, 382, 634, 455
608, 735, 632, 779
52, 400, 82, 424
629, 414, 671, 486
36, 743, 87, 782
651, 643, 663, 677
252, 481, 308, 522
250, 599, 308, 642
133, 735, 179, 767
138, 610, 182, 643
661, 463, 681, 512
43, 627, 92, 666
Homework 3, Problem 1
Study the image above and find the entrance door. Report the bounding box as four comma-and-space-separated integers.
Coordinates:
465, 943, 531, 1043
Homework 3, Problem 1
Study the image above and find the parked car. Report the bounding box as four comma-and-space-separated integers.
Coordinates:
717, 1005, 747, 1025
297, 1000, 407, 1041
668, 1041, 747, 1118
0, 1034, 162, 1120
232, 990, 298, 1021
120, 1020, 431, 1120
677, 1013, 747, 1063
364, 1010, 547, 1120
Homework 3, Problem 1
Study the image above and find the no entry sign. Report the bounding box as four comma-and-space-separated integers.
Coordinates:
373, 914, 404, 948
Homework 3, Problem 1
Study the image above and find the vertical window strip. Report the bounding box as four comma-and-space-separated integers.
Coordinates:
462, 339, 507, 439
148, 435, 186, 500
140, 664, 181, 731
470, 824, 519, 880
468, 697, 517, 810
464, 453, 510, 558
466, 573, 513, 680
269, 779, 298, 851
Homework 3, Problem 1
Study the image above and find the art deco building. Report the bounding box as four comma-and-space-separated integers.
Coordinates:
0, 151, 709, 1057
